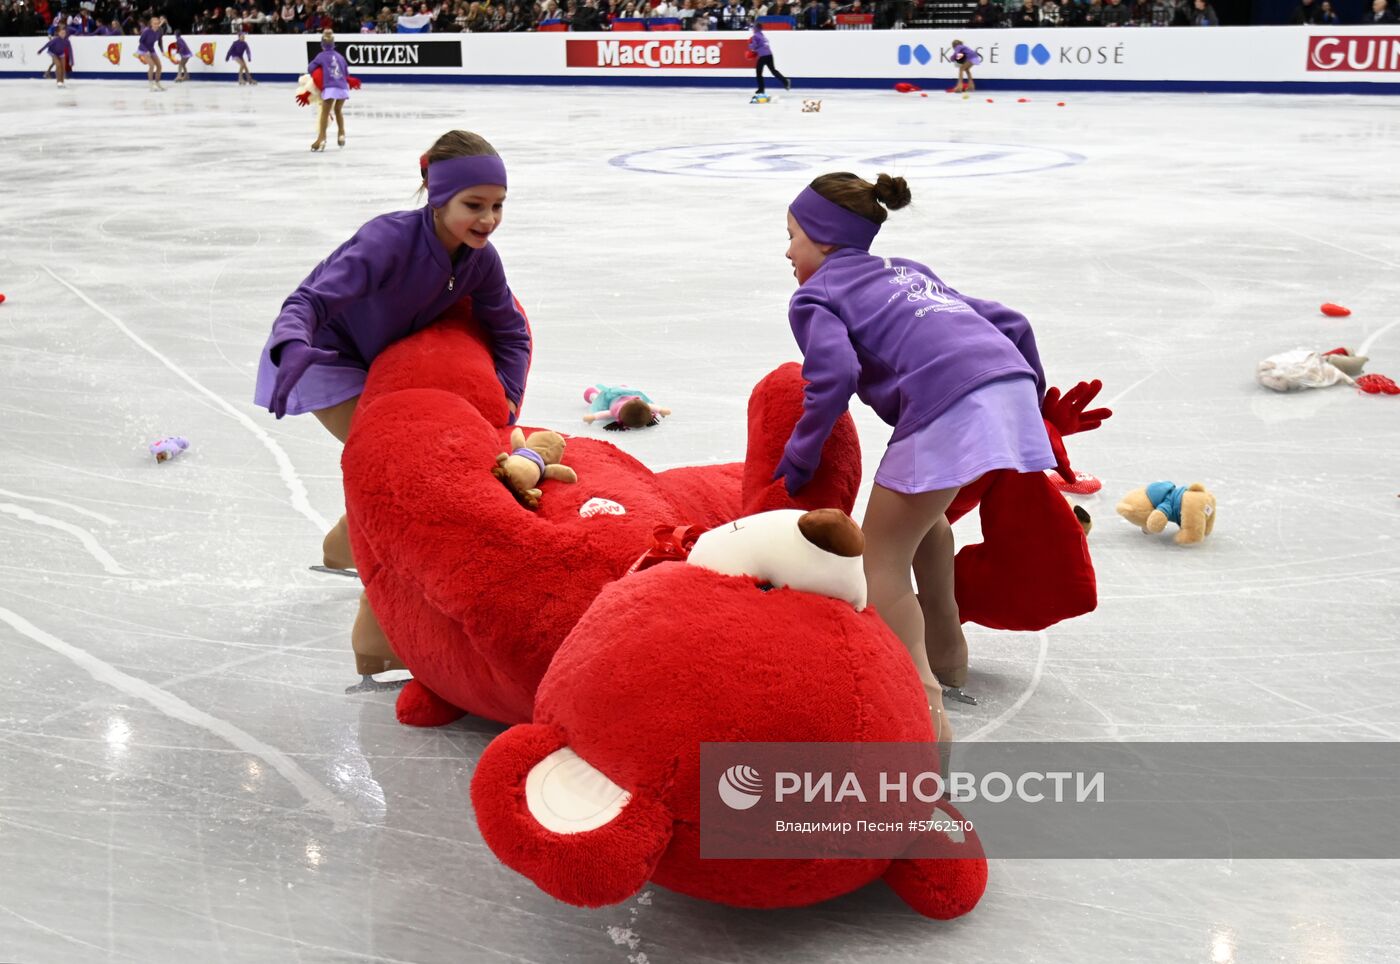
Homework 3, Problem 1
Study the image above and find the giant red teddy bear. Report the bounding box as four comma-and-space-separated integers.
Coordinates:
340, 303, 1098, 918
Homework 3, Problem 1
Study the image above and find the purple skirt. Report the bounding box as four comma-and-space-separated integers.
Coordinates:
322, 88, 349, 101
874, 375, 1054, 494
253, 344, 365, 416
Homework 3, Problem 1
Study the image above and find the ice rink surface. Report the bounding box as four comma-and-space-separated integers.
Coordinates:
1, 77, 1399, 963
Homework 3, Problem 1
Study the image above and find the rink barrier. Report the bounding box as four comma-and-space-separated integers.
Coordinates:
2, 28, 1398, 94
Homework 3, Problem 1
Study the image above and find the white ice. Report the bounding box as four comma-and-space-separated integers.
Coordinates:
1, 78, 1398, 963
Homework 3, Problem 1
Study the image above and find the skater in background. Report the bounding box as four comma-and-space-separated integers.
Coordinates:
307, 30, 352, 151
38, 23, 71, 88
137, 16, 166, 91
253, 130, 531, 677
949, 39, 981, 93
748, 20, 790, 96
776, 171, 1062, 742
227, 30, 255, 85
171, 31, 193, 82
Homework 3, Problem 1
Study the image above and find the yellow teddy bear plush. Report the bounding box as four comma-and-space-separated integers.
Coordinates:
1115, 481, 1217, 546
492, 427, 578, 510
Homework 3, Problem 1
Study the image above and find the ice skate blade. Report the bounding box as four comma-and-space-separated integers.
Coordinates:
345, 671, 411, 695
310, 565, 359, 578
943, 686, 978, 706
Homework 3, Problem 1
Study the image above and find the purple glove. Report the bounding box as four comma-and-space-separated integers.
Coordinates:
269, 340, 339, 419
773, 452, 814, 496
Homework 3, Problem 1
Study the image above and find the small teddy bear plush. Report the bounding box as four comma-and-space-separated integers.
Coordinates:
1116, 481, 1217, 546
492, 427, 577, 510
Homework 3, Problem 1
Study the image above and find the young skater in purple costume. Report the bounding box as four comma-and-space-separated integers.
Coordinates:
137, 16, 166, 91
171, 32, 193, 82
776, 172, 1055, 741
252, 130, 530, 675
308, 30, 351, 151
38, 24, 71, 88
227, 30, 255, 85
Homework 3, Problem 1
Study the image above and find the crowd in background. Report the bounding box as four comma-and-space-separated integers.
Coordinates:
2, 0, 1397, 35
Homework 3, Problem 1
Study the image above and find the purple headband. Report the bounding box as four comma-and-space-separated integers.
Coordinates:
426, 154, 508, 208
788, 186, 880, 251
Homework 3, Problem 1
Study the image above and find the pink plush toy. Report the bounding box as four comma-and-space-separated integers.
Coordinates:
149, 436, 189, 462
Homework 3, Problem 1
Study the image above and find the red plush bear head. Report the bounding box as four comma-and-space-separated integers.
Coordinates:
470, 522, 988, 919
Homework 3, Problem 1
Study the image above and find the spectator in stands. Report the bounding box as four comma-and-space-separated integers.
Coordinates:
572, 0, 603, 26
1010, 0, 1037, 26
1290, 0, 1318, 23
1365, 0, 1397, 22
1079, 0, 1100, 23
800, 0, 824, 25
965, 0, 998, 26
720, 0, 744, 26
1038, 0, 1060, 23
1100, 0, 1126, 22
678, 0, 697, 22
1060, 0, 1084, 24
1316, 0, 1338, 22
1189, 0, 1216, 23
1125, 0, 1149, 22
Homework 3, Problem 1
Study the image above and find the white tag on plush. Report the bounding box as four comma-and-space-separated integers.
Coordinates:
579, 497, 626, 518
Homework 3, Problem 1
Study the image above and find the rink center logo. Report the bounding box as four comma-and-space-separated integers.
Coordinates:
610, 139, 1085, 180
1307, 36, 1400, 72
566, 38, 749, 69
308, 40, 462, 68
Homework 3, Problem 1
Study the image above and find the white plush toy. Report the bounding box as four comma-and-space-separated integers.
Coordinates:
686, 508, 867, 611
1256, 348, 1363, 392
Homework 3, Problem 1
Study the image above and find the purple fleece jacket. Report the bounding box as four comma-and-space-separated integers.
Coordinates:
778, 247, 1046, 484
266, 204, 531, 405
227, 39, 251, 61
748, 28, 771, 57
308, 49, 350, 91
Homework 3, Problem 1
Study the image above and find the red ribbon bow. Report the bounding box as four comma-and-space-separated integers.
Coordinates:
627, 524, 708, 575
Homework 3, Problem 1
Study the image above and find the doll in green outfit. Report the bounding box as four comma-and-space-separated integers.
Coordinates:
582, 384, 672, 431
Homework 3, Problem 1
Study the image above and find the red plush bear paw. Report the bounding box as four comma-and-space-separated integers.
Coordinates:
395, 679, 467, 727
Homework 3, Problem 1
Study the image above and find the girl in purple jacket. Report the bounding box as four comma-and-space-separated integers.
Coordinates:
777, 172, 1056, 739
171, 32, 193, 82
38, 24, 71, 88
949, 39, 982, 93
308, 31, 351, 151
227, 30, 255, 85
253, 130, 530, 677
137, 16, 166, 91
748, 22, 790, 96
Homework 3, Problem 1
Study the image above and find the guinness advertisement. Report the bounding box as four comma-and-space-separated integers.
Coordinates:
305, 40, 462, 68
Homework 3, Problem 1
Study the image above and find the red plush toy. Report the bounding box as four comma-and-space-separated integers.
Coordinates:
341, 302, 1100, 916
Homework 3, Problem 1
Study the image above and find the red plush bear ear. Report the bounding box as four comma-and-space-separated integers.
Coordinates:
471, 724, 674, 908
741, 363, 861, 516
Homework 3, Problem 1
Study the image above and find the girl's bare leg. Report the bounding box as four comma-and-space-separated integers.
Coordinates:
312, 101, 331, 150
863, 483, 962, 742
